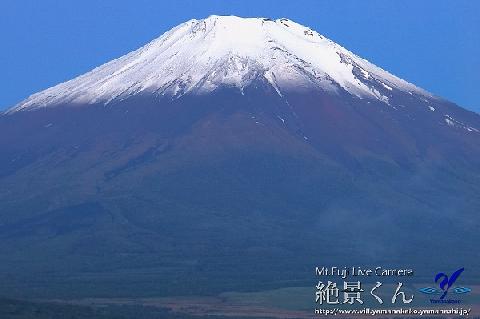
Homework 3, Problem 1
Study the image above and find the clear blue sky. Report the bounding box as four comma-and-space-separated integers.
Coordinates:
1, 0, 479, 112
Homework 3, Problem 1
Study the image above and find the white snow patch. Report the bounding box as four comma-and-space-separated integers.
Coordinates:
445, 118, 454, 126
380, 82, 393, 91
264, 71, 283, 97
444, 114, 479, 132
360, 69, 370, 79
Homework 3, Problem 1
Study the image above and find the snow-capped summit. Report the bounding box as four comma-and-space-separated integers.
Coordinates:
11, 15, 429, 112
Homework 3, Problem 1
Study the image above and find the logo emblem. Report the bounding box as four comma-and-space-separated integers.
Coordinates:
435, 267, 464, 299
419, 267, 471, 299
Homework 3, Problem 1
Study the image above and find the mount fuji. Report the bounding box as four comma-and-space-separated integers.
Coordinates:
1, 16, 479, 298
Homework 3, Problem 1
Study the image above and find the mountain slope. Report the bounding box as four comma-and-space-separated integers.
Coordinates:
0, 15, 479, 298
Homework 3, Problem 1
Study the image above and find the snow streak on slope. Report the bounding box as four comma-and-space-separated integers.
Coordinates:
10, 15, 430, 112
